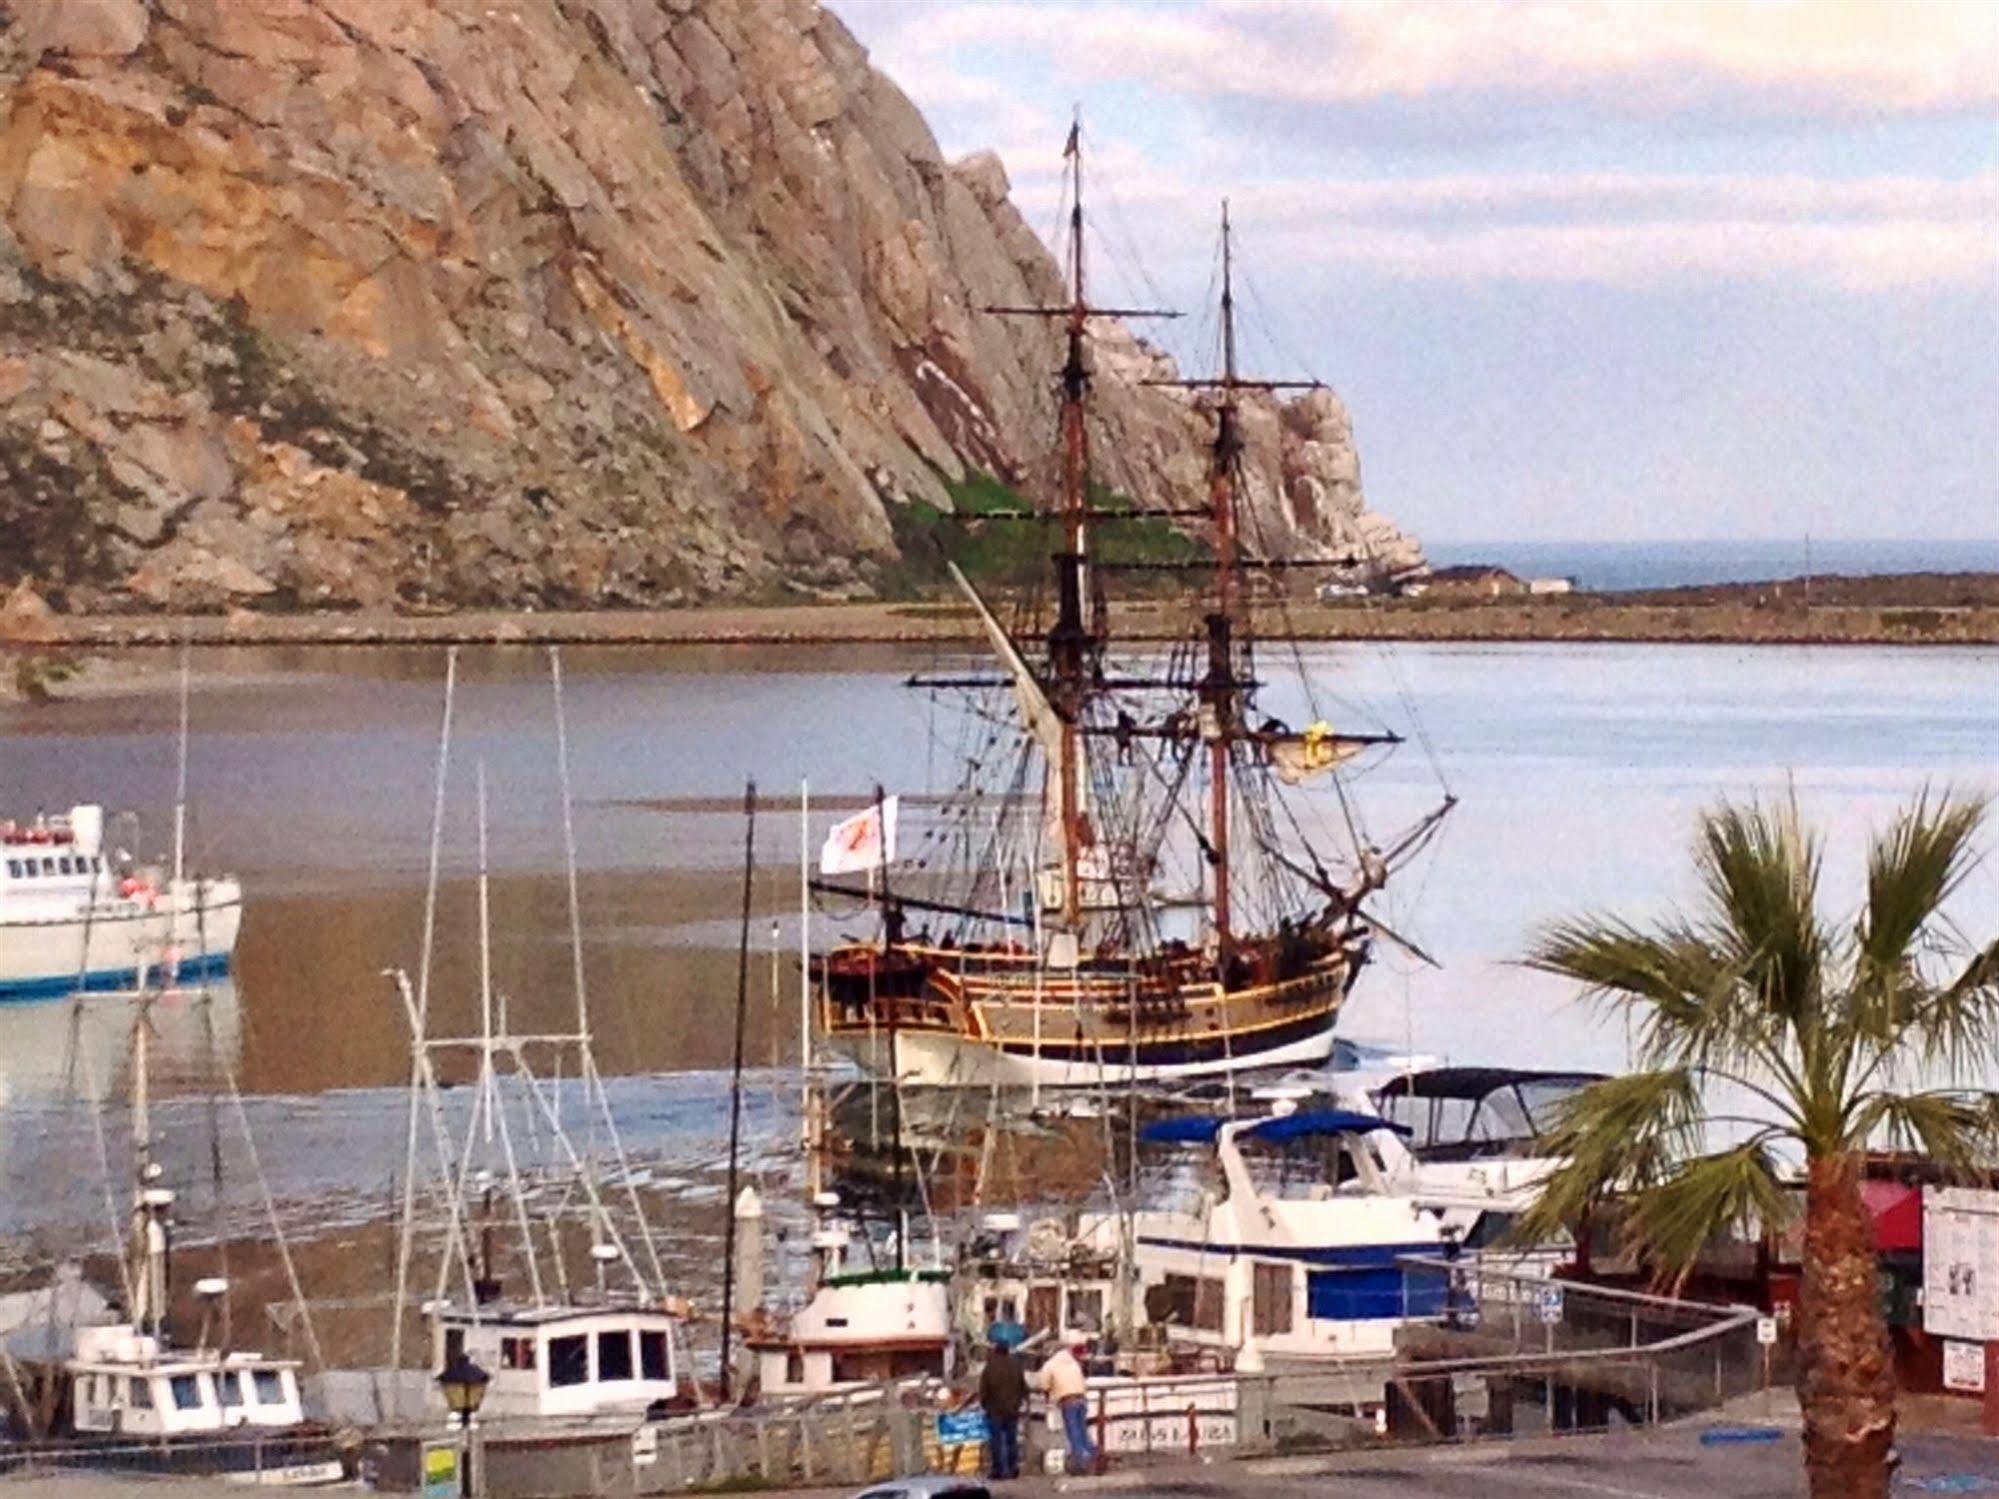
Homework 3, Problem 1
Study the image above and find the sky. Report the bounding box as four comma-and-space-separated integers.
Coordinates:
829, 0, 1999, 544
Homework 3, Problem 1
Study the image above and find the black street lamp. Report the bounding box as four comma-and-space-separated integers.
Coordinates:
436, 1352, 490, 1498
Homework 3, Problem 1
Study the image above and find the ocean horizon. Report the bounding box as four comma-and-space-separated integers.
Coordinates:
1421, 537, 1999, 593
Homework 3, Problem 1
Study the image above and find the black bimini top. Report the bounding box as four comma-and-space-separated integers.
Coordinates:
1379, 1067, 1605, 1100
1375, 1067, 1607, 1161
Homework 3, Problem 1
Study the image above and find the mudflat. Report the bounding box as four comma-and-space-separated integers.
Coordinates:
5, 573, 1998, 652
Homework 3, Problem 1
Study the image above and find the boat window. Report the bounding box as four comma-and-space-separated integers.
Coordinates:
1147, 1273, 1224, 1333
639, 1330, 668, 1381
219, 1373, 245, 1408
253, 1369, 286, 1405
444, 1326, 466, 1366
5, 859, 19, 877
1253, 1264, 1293, 1336
170, 1374, 205, 1410
41, 858, 55, 875
597, 1329, 634, 1381
548, 1334, 588, 1387
1064, 1288, 1103, 1334
500, 1336, 537, 1371
132, 1378, 153, 1409
58, 856, 73, 874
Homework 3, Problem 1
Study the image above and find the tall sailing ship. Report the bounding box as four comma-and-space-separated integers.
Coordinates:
815, 126, 1451, 1088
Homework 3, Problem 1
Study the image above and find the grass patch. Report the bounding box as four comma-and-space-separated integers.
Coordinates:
881, 470, 1205, 598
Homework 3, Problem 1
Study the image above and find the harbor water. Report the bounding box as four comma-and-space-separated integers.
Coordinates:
1, 638, 1994, 1287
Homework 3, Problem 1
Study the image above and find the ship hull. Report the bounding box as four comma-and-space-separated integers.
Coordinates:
818, 932, 1360, 1089
0, 882, 243, 1002
830, 1008, 1340, 1088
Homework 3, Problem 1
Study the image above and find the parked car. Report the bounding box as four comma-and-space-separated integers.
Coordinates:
844, 1481, 991, 1499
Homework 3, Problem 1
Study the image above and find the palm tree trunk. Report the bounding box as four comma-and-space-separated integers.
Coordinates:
1796, 1153, 1895, 1499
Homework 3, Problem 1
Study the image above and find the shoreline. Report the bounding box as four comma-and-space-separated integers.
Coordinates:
4, 573, 1997, 652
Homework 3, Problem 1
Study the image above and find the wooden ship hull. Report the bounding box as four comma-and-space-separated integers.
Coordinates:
818, 927, 1365, 1087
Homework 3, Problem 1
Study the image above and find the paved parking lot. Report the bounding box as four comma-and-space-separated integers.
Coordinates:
7, 1426, 1997, 1497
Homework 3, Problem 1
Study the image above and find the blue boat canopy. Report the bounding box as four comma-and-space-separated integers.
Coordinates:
1140, 1109, 1410, 1146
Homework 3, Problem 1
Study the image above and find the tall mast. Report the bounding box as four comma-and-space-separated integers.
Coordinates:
984, 115, 1175, 935
1049, 117, 1092, 933
1204, 202, 1242, 959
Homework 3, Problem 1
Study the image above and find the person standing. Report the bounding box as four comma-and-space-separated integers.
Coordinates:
1033, 1338, 1097, 1474
977, 1331, 1028, 1480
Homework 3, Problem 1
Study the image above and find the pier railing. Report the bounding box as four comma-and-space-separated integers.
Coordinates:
337, 1261, 1766, 1492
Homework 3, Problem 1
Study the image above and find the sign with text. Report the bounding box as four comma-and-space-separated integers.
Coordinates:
1943, 1340, 1987, 1394
1537, 1285, 1565, 1326
1925, 1188, 1999, 1341
1756, 1317, 1778, 1346
937, 1409, 990, 1447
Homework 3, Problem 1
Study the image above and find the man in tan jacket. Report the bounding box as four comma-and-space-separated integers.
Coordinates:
1032, 1339, 1096, 1473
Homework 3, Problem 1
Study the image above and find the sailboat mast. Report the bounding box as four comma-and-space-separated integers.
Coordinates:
1205, 203, 1243, 959
1051, 119, 1091, 933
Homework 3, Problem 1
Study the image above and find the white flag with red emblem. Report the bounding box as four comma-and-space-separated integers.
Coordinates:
820, 797, 899, 875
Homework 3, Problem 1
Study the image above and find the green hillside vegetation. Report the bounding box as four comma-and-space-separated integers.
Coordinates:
881, 471, 1206, 598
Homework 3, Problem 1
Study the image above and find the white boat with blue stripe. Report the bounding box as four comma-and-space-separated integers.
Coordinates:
1115, 1103, 1453, 1368
0, 805, 240, 1002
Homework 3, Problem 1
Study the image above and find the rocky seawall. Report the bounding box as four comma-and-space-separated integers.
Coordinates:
0, 0, 1421, 612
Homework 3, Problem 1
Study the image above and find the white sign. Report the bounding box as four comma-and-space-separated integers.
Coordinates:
631, 1426, 659, 1468
1537, 1285, 1565, 1326
1925, 1188, 1999, 1341
1943, 1340, 1987, 1394
1756, 1317, 1778, 1346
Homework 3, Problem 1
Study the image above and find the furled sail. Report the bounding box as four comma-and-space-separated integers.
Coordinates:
1266, 722, 1364, 786
945, 563, 1112, 918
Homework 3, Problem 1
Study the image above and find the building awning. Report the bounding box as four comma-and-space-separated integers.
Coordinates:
1863, 1180, 1923, 1253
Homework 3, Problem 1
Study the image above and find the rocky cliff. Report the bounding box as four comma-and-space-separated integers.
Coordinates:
0, 0, 1422, 611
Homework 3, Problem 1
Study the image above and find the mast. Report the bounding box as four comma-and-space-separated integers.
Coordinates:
1050, 118, 1091, 933
1204, 202, 1242, 960
986, 114, 1175, 936
718, 780, 756, 1401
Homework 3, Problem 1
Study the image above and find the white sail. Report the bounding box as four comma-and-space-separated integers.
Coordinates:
946, 563, 1091, 882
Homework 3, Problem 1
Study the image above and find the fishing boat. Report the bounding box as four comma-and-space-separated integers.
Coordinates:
371, 656, 697, 1430
0, 998, 342, 1483
812, 128, 1451, 1088
0, 805, 240, 1000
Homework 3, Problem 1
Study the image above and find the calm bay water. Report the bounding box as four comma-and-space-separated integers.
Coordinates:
1425, 536, 1999, 591
1, 639, 1995, 1255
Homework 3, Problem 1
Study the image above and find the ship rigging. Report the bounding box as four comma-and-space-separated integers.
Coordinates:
815, 121, 1454, 1088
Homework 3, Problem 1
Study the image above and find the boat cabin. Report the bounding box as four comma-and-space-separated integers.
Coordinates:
1126, 1108, 1452, 1365
67, 1326, 306, 1436
750, 1266, 952, 1396
0, 806, 109, 891
430, 1303, 681, 1420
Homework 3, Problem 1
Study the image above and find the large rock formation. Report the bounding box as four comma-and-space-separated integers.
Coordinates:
0, 0, 1423, 611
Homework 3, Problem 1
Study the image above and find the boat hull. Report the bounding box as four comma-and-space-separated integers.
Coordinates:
0, 1431, 343, 1485
829, 1003, 1339, 1088
0, 883, 242, 1002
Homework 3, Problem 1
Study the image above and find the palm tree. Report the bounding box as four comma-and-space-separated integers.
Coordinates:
1516, 791, 1999, 1499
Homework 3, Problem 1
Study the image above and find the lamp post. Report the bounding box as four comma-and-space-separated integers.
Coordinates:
436, 1352, 490, 1499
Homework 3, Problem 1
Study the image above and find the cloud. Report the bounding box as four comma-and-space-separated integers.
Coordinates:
1007, 168, 1999, 293
831, 2, 1999, 294
846, 0, 1999, 122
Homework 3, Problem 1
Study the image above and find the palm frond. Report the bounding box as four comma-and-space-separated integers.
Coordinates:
1908, 937, 1999, 1078
1695, 798, 1828, 1039
1857, 790, 1988, 978
1849, 1089, 1999, 1176
1510, 1069, 1708, 1248
1525, 919, 1768, 1074
1621, 1140, 1793, 1282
